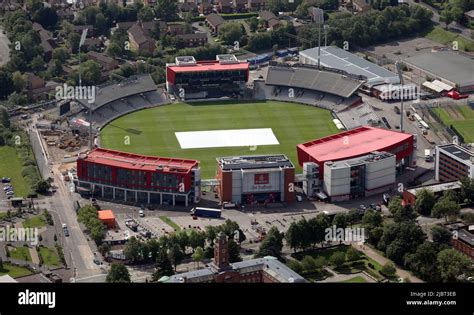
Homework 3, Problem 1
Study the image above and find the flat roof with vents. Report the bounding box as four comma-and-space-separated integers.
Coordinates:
217, 154, 294, 170
79, 148, 199, 174
439, 144, 474, 162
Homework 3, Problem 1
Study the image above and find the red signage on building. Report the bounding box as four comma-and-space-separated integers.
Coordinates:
254, 173, 269, 185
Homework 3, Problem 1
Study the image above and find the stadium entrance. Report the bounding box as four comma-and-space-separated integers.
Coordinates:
242, 192, 280, 205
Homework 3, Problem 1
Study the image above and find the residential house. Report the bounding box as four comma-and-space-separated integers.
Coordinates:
218, 0, 233, 13
32, 22, 55, 61
86, 51, 118, 71
178, 1, 198, 15
259, 10, 280, 30
167, 23, 188, 36
465, 10, 474, 22
176, 32, 208, 48
233, 0, 246, 12
247, 0, 266, 11
199, 0, 213, 15
24, 73, 59, 101
206, 13, 225, 35
128, 23, 155, 55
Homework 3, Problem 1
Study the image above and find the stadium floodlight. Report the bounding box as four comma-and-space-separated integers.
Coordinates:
395, 61, 404, 133
78, 28, 93, 150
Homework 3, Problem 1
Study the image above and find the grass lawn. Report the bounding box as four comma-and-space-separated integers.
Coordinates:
159, 216, 181, 231
433, 105, 474, 143
424, 26, 474, 52
22, 214, 47, 229
101, 101, 338, 178
38, 247, 61, 267
8, 246, 32, 262
0, 263, 33, 278
0, 146, 29, 197
340, 276, 368, 283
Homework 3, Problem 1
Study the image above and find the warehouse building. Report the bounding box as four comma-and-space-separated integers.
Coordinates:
404, 51, 474, 93
435, 144, 474, 182
216, 155, 295, 205
299, 46, 400, 88
323, 151, 396, 201
297, 126, 416, 180
76, 148, 201, 206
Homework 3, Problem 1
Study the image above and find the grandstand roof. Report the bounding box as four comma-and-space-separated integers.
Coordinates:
79, 148, 199, 173
78, 74, 157, 111
167, 60, 249, 73
297, 126, 413, 163
300, 46, 400, 87
265, 64, 363, 98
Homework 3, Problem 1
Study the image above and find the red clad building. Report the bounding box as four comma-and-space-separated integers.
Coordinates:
297, 126, 416, 179
166, 55, 249, 99
76, 148, 200, 206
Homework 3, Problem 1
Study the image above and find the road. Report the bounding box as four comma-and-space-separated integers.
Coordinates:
0, 26, 11, 67
28, 114, 104, 281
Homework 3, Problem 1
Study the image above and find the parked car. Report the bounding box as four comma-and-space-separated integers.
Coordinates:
1, 177, 11, 183
139, 210, 145, 217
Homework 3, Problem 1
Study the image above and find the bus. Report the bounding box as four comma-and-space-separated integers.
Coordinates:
190, 207, 222, 218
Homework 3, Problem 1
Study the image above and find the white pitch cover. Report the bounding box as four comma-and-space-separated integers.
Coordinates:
175, 128, 279, 149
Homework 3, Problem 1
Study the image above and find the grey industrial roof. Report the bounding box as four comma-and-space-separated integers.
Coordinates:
439, 144, 474, 162
325, 151, 394, 169
217, 154, 294, 170
266, 63, 363, 98
300, 46, 400, 87
406, 180, 462, 196
77, 74, 157, 110
404, 51, 474, 88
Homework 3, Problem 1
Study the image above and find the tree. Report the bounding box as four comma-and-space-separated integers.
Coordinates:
404, 241, 440, 282
0, 71, 14, 100
192, 246, 204, 269
107, 42, 123, 58
381, 262, 397, 278
437, 248, 471, 282
12, 72, 25, 93
219, 22, 244, 45
256, 226, 283, 258
414, 189, 436, 216
346, 247, 361, 262
68, 32, 81, 53
228, 239, 242, 262
301, 255, 317, 273
459, 177, 474, 203
32, 7, 58, 29
98, 243, 111, 257
95, 13, 108, 35
152, 248, 174, 281
124, 236, 142, 263
431, 225, 452, 246
378, 222, 425, 265
346, 209, 360, 227
106, 263, 131, 283
248, 17, 258, 32
74, 60, 102, 86
35, 179, 50, 194
175, 230, 189, 252
329, 252, 345, 268
169, 243, 184, 271
285, 221, 303, 252
461, 212, 474, 224
155, 0, 177, 21
432, 197, 460, 222
188, 229, 205, 252
0, 106, 11, 128
287, 259, 303, 274
333, 213, 347, 229
138, 6, 155, 22
362, 209, 383, 229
